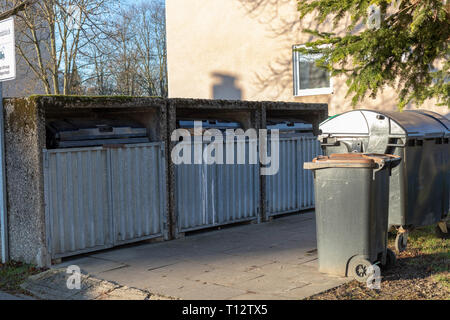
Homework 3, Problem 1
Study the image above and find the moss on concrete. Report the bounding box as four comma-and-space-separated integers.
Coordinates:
3, 98, 37, 131
29, 95, 165, 110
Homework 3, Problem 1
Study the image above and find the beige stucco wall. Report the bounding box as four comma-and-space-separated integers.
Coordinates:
166, 0, 448, 117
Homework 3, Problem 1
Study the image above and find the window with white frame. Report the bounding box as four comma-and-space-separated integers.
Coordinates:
293, 45, 333, 96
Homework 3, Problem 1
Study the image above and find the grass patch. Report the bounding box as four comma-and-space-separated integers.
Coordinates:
0, 261, 45, 294
309, 225, 450, 300
432, 274, 450, 289
388, 225, 450, 291
391, 226, 450, 288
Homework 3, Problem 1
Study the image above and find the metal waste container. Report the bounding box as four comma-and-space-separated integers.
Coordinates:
407, 110, 450, 238
176, 119, 241, 133
304, 153, 400, 281
267, 120, 314, 137
46, 119, 150, 148
319, 110, 449, 251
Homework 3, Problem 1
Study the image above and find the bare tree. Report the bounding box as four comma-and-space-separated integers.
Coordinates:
3, 0, 116, 95
2, 0, 168, 97
132, 0, 167, 97
108, 8, 140, 96
133, 3, 157, 96
89, 1, 167, 98
151, 0, 167, 98
83, 40, 114, 95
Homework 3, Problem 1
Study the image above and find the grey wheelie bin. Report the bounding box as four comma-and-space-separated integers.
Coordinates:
319, 110, 449, 251
304, 153, 401, 282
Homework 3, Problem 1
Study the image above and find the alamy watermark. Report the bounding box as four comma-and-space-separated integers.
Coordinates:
366, 264, 381, 290
171, 121, 280, 176
367, 5, 381, 30
66, 265, 81, 290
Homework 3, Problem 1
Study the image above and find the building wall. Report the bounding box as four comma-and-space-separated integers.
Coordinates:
166, 0, 448, 116
0, 2, 48, 97
2, 49, 47, 98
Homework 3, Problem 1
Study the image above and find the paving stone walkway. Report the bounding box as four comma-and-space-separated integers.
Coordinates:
21, 269, 172, 300
23, 211, 349, 300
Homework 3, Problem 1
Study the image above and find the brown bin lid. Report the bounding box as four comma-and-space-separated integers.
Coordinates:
304, 153, 399, 169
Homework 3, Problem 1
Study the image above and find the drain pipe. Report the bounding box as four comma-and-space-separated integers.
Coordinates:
0, 82, 8, 264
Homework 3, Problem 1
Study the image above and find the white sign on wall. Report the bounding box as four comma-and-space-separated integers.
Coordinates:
0, 17, 15, 82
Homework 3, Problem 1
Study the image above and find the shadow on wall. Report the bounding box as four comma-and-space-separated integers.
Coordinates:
211, 73, 243, 100
236, 0, 334, 101
235, 0, 414, 113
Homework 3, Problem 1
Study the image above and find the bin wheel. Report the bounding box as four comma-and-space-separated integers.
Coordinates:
395, 232, 408, 253
348, 257, 373, 283
435, 222, 450, 239
383, 248, 397, 269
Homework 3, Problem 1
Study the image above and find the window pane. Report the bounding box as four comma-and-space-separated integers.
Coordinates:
298, 60, 330, 90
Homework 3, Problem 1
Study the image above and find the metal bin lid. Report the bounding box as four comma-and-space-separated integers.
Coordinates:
406, 110, 450, 137
267, 121, 313, 131
47, 119, 147, 141
320, 110, 445, 139
177, 120, 241, 130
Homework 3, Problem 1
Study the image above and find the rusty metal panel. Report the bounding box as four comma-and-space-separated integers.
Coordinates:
44, 147, 113, 258
109, 143, 166, 244
266, 136, 321, 216
176, 140, 259, 233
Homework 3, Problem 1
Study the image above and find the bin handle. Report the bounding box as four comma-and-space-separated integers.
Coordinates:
386, 142, 406, 147
320, 143, 339, 147
369, 158, 386, 180
362, 154, 401, 178
361, 154, 400, 165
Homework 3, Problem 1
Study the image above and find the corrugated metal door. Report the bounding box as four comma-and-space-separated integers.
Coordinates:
266, 136, 321, 217
176, 140, 259, 233
44, 147, 113, 258
44, 142, 166, 259
110, 143, 166, 244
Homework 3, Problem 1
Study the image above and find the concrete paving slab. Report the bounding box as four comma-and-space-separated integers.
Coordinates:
97, 287, 150, 300
0, 291, 25, 300
247, 261, 318, 279
90, 245, 175, 262
187, 267, 264, 287
201, 253, 277, 272
302, 258, 319, 268
271, 252, 319, 266
174, 283, 249, 300
87, 267, 175, 289
56, 256, 129, 274
46, 212, 350, 300
280, 280, 349, 299
146, 261, 217, 279
230, 274, 311, 297
228, 293, 291, 300
21, 268, 159, 300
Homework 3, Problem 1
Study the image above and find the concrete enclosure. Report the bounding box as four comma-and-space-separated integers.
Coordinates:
0, 96, 327, 266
